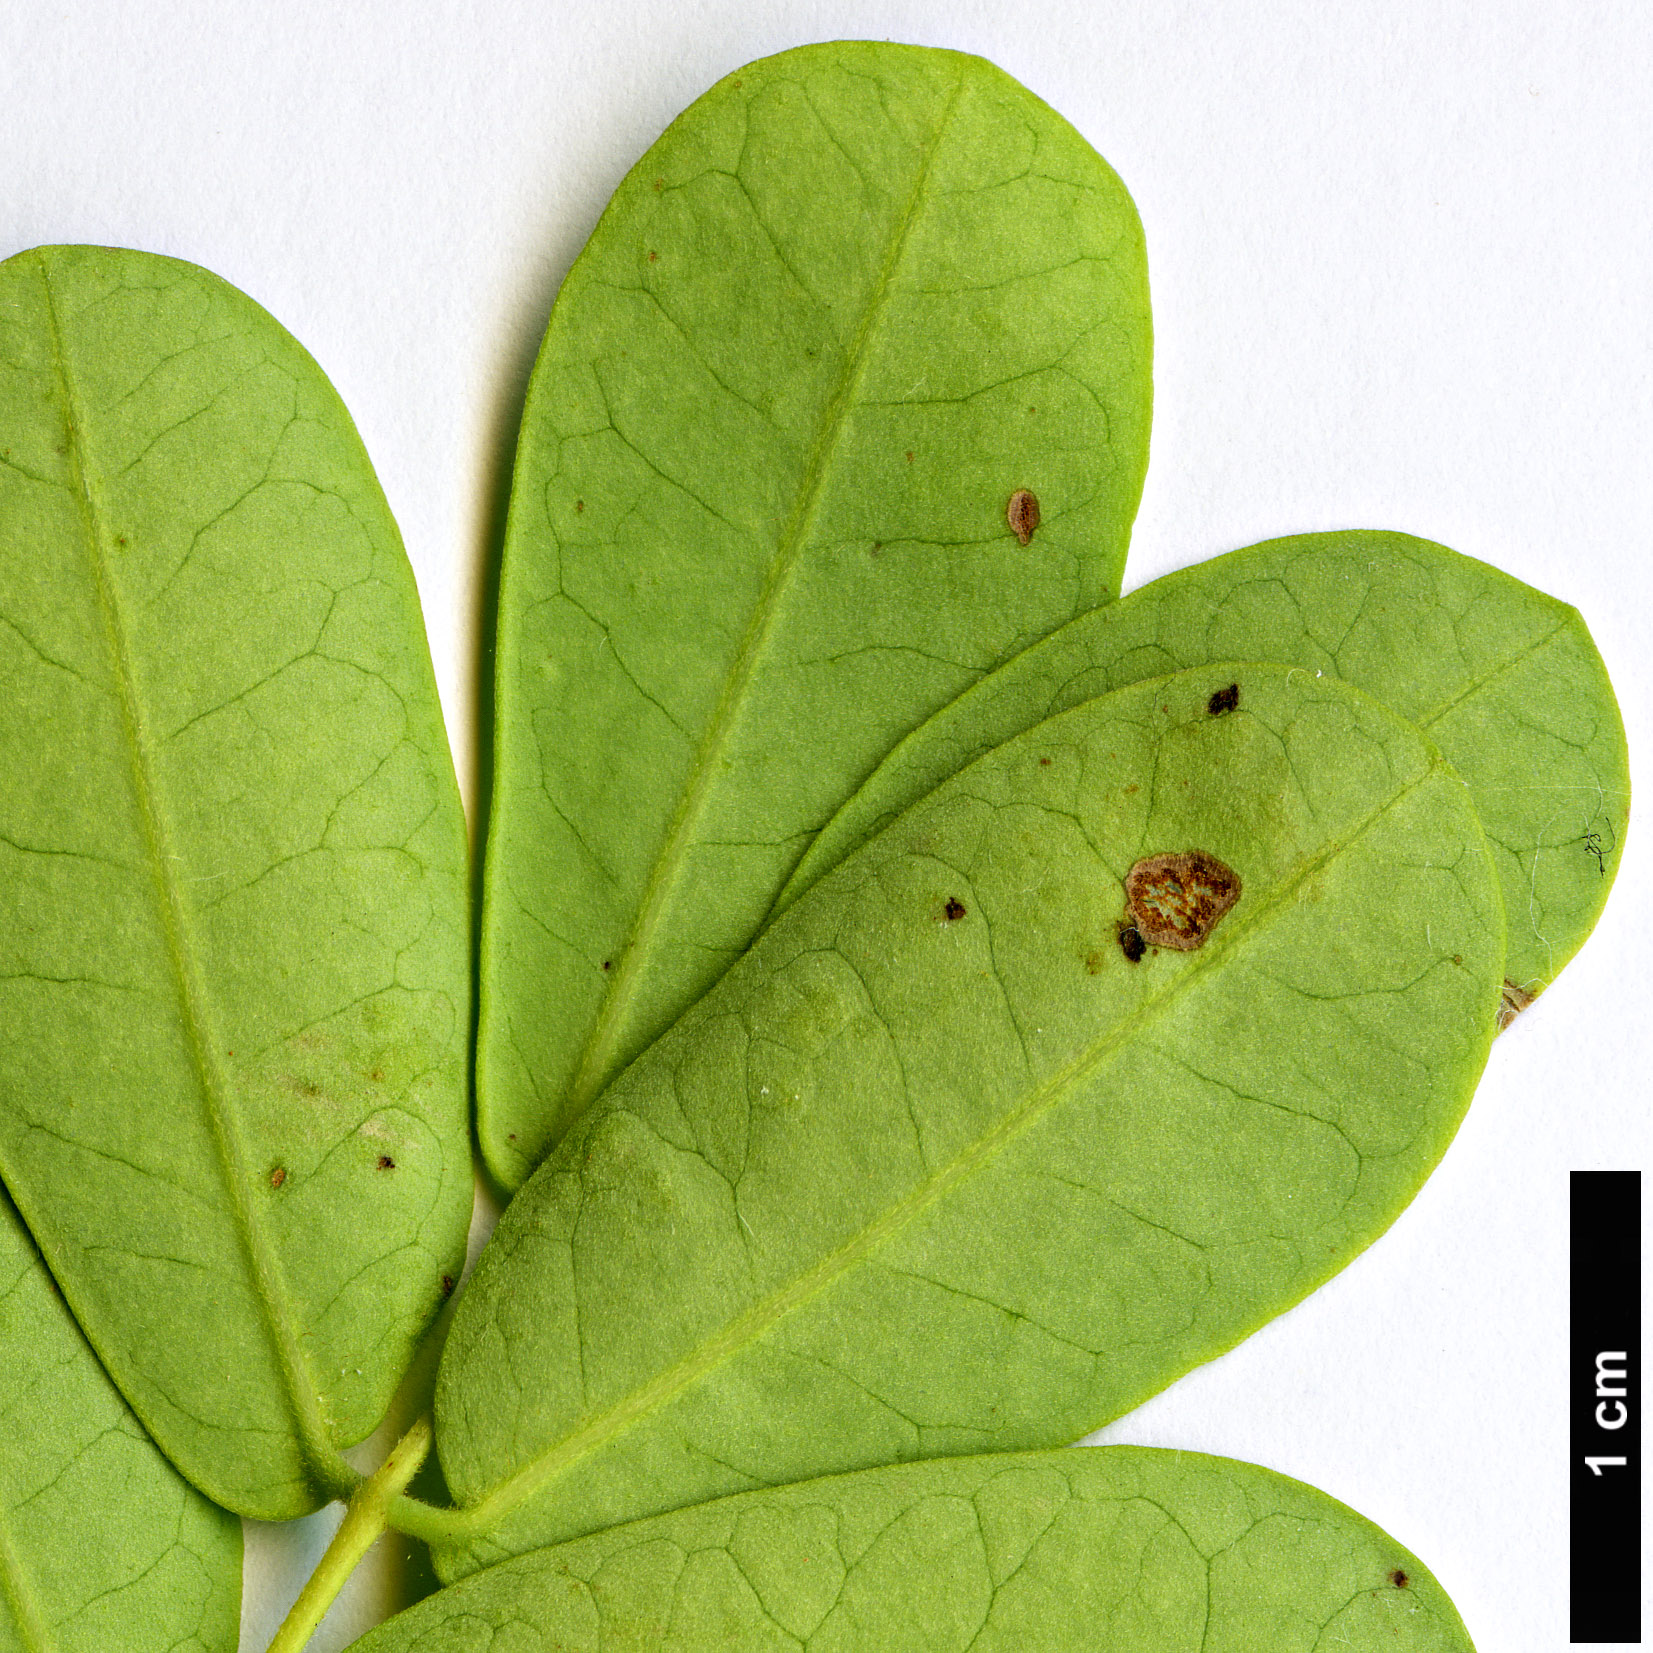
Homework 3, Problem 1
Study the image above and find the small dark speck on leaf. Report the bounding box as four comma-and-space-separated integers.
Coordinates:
1085, 950, 1105, 974
377, 1155, 396, 1171
1389, 1570, 1409, 1589
574, 499, 584, 512
270, 1167, 287, 1189
905, 450, 914, 462
1118, 924, 1146, 963
648, 251, 658, 263
1006, 489, 1040, 546
601, 959, 612, 971
1038, 756, 1051, 766
1124, 783, 1139, 795
943, 897, 967, 922
871, 541, 881, 554
441, 1274, 455, 1297
1452, 954, 1462, 966
115, 536, 128, 546
653, 177, 663, 190
507, 1133, 518, 1142
1208, 682, 1239, 715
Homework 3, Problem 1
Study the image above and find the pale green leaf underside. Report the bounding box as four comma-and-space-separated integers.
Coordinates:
432, 664, 1500, 1576
478, 40, 1153, 1188
362, 1447, 1474, 1652
0, 1192, 240, 1653
784, 530, 1627, 1000
0, 245, 472, 1518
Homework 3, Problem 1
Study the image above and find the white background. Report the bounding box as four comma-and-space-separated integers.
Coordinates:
4, 3, 1649, 1649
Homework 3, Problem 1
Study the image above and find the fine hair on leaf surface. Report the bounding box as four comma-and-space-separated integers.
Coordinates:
428, 663, 1502, 1575
476, 40, 1154, 1190
0, 244, 473, 1520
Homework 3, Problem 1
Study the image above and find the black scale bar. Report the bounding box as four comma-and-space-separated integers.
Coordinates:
1572, 1170, 1641, 1643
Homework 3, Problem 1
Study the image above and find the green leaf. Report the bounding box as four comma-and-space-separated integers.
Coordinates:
0, 245, 472, 1518
782, 530, 1627, 1009
0, 1190, 241, 1652
428, 663, 1501, 1575
362, 1447, 1475, 1650
478, 40, 1153, 1188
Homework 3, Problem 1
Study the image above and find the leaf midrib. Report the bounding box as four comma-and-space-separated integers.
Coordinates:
1413, 613, 1571, 731
33, 254, 347, 1503
562, 65, 970, 1117
453, 754, 1448, 1538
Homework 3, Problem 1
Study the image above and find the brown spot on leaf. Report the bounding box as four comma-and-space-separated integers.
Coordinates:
1496, 979, 1535, 1031
507, 1133, 517, 1142
1389, 1570, 1409, 1589
370, 1067, 384, 1082
441, 1274, 455, 1296
1124, 783, 1139, 795
1118, 924, 1147, 963
1006, 489, 1041, 546
1207, 682, 1239, 716
1085, 950, 1106, 974
942, 897, 967, 922
574, 499, 584, 512
905, 450, 914, 463
1124, 850, 1242, 951
270, 1166, 287, 1189
601, 959, 612, 971
1038, 756, 1051, 767
377, 1155, 396, 1170
653, 177, 663, 190
648, 250, 657, 262
115, 536, 128, 546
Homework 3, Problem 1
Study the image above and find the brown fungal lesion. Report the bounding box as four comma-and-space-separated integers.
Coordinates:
1117, 923, 1146, 963
1496, 979, 1536, 1031
376, 1155, 396, 1171
1123, 850, 1242, 951
269, 1166, 287, 1190
1389, 1569, 1409, 1589
1207, 682, 1239, 715
1006, 488, 1041, 546
941, 897, 967, 923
